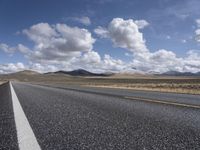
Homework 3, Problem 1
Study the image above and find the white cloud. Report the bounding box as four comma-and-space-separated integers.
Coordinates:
23, 23, 57, 44
73, 16, 91, 26
195, 19, 200, 43
0, 43, 16, 54
59, 51, 128, 73
1, 22, 103, 73
196, 19, 200, 27
22, 22, 95, 64
183, 50, 200, 72
1, 18, 200, 74
195, 29, 200, 42
94, 26, 109, 38
0, 63, 25, 74
29, 63, 58, 73
68, 51, 101, 70
130, 49, 183, 73
0, 43, 30, 55
95, 18, 200, 73
108, 18, 148, 53
134, 20, 149, 29
80, 51, 101, 64
102, 54, 126, 72
0, 22, 130, 73
95, 18, 149, 54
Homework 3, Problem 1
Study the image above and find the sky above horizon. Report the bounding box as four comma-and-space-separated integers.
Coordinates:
0, 0, 200, 73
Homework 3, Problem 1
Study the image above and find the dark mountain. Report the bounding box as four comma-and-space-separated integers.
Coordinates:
46, 69, 112, 77
161, 71, 200, 76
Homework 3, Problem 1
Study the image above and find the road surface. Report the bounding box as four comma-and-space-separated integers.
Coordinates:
1, 82, 200, 149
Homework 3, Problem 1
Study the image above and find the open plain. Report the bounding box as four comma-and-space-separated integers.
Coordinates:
1, 71, 200, 95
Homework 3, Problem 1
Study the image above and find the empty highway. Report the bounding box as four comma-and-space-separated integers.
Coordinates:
1, 82, 200, 149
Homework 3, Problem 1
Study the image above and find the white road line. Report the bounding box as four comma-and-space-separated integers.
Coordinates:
9, 82, 41, 150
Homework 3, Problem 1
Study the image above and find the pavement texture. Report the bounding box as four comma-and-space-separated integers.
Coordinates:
0, 82, 18, 150
11, 82, 200, 150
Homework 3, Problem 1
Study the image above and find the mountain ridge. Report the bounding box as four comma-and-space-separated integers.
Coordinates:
1, 69, 200, 77
161, 71, 200, 76
45, 69, 113, 77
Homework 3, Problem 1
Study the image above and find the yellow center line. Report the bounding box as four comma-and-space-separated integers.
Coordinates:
124, 96, 200, 109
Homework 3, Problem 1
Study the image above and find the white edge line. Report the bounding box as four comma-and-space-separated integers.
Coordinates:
9, 81, 41, 150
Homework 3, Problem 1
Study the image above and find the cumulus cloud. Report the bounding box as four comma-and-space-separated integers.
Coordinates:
0, 62, 60, 74
66, 51, 101, 71
56, 51, 128, 73
29, 63, 58, 73
94, 26, 109, 38
1, 18, 200, 74
0, 22, 130, 73
102, 54, 126, 72
196, 19, 200, 27
73, 16, 91, 26
0, 63, 25, 74
195, 19, 200, 43
95, 18, 200, 73
195, 29, 200, 42
0, 43, 16, 54
0, 43, 30, 55
134, 20, 149, 29
95, 18, 149, 54
21, 22, 95, 64
132, 49, 183, 73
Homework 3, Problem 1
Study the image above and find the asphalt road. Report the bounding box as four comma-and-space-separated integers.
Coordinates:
0, 83, 18, 149
1, 82, 200, 149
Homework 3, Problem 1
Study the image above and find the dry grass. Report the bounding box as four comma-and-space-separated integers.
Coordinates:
0, 82, 5, 85
0, 80, 7, 85
81, 77, 200, 95
84, 83, 200, 95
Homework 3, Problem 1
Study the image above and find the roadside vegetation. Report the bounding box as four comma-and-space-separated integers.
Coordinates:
77, 78, 200, 95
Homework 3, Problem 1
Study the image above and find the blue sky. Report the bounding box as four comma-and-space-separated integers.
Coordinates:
0, 0, 200, 73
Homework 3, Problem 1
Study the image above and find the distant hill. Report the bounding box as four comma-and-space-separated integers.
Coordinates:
46, 69, 112, 77
161, 71, 200, 76
0, 70, 41, 82
9, 70, 41, 75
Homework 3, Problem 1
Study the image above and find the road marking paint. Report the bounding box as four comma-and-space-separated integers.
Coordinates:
9, 82, 41, 150
125, 96, 200, 109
